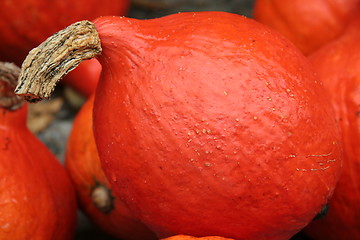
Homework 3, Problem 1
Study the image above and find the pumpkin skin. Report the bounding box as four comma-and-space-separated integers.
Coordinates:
253, 0, 360, 55
0, 0, 129, 96
161, 235, 234, 240
0, 63, 77, 239
89, 12, 342, 240
303, 12, 360, 240
65, 95, 157, 240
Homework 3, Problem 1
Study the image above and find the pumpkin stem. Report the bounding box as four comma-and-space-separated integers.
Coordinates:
15, 20, 102, 103
0, 62, 24, 110
91, 183, 114, 214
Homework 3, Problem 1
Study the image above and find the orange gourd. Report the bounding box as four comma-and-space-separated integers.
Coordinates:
0, 62, 77, 239
15, 12, 342, 240
161, 235, 234, 240
303, 11, 360, 240
253, 0, 360, 55
0, 0, 129, 96
65, 95, 157, 240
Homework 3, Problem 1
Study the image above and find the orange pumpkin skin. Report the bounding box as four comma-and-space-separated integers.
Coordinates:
162, 235, 234, 240
91, 12, 342, 240
303, 12, 360, 240
65, 95, 157, 240
0, 69, 77, 239
0, 0, 128, 96
253, 0, 359, 55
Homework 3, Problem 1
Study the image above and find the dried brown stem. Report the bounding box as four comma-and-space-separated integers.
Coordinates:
15, 20, 102, 103
0, 62, 23, 110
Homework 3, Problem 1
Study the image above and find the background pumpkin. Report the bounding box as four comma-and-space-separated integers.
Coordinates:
0, 62, 77, 240
0, 0, 129, 96
253, 0, 360, 55
65, 95, 157, 240
161, 235, 234, 240
15, 12, 342, 240
302, 10, 360, 240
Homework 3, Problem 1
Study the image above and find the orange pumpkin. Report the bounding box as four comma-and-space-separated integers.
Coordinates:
15, 12, 342, 240
161, 235, 234, 240
65, 95, 157, 240
0, 62, 77, 239
253, 0, 359, 55
303, 11, 360, 240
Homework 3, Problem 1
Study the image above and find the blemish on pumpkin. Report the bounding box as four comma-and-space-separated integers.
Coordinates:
1, 223, 10, 229
307, 152, 332, 157
194, 149, 201, 156
327, 159, 336, 163
111, 173, 117, 182
1, 223, 10, 233
91, 183, 114, 214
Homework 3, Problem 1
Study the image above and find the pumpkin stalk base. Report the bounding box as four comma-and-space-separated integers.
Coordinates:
15, 20, 102, 102
91, 183, 114, 214
0, 62, 23, 110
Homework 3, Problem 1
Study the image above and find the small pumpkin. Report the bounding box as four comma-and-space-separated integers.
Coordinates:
253, 0, 360, 55
65, 95, 157, 240
161, 235, 234, 240
303, 11, 360, 240
0, 62, 77, 239
0, 0, 129, 96
15, 12, 342, 240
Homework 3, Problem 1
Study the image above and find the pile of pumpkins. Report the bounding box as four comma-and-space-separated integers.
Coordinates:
0, 0, 358, 239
